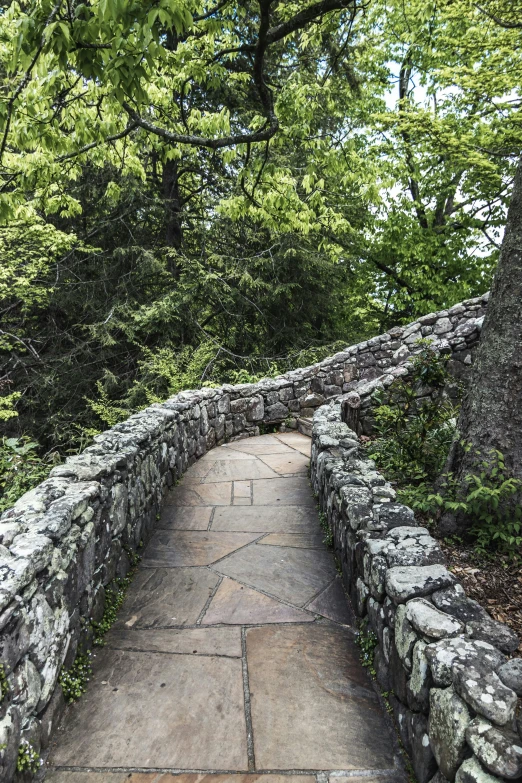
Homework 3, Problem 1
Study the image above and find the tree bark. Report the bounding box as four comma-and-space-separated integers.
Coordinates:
440, 155, 522, 534
162, 158, 183, 258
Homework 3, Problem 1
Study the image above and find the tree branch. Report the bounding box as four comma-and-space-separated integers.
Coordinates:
0, 1, 63, 166
475, 3, 522, 28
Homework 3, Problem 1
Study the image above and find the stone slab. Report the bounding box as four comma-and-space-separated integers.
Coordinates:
258, 533, 324, 548
332, 777, 404, 783
226, 442, 295, 455
141, 531, 259, 568
166, 481, 232, 506
157, 506, 212, 530
258, 452, 310, 475
199, 447, 254, 460
233, 480, 252, 505
275, 433, 312, 456
202, 577, 314, 625
247, 623, 396, 770
211, 506, 318, 533
202, 459, 278, 482
307, 576, 356, 626
49, 648, 248, 769
214, 543, 337, 606
47, 774, 315, 783
106, 626, 242, 657
114, 567, 219, 627
252, 477, 316, 506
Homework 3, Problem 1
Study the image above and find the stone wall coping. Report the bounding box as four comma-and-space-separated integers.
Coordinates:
310, 401, 520, 783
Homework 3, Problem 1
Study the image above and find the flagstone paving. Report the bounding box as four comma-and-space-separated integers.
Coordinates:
46, 432, 404, 783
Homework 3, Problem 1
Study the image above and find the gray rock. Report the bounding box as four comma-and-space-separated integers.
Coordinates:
428, 686, 471, 780
266, 402, 289, 420
407, 640, 433, 713
428, 772, 451, 783
355, 577, 369, 616
466, 617, 519, 654
410, 713, 438, 783
385, 564, 456, 604
465, 717, 522, 779
432, 584, 488, 624
374, 504, 415, 529
300, 393, 325, 408
395, 604, 418, 669
0, 706, 21, 781
455, 756, 504, 783
386, 532, 445, 568
368, 554, 387, 601
389, 643, 409, 703
434, 317, 452, 335
341, 486, 373, 531
406, 597, 464, 639
498, 658, 522, 695
425, 637, 506, 687
393, 345, 410, 365
453, 665, 517, 726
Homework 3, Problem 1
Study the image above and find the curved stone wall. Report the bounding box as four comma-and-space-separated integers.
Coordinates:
311, 404, 521, 783
0, 292, 489, 780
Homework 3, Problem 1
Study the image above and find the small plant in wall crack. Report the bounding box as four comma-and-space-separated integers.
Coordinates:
0, 663, 9, 705
92, 571, 136, 646
356, 619, 377, 676
318, 510, 333, 548
17, 741, 41, 773
59, 652, 93, 703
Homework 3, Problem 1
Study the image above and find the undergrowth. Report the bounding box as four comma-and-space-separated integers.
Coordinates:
17, 741, 40, 773
0, 663, 8, 705
92, 569, 138, 646
0, 436, 60, 513
366, 343, 522, 557
59, 652, 93, 703
318, 509, 333, 548
355, 619, 377, 677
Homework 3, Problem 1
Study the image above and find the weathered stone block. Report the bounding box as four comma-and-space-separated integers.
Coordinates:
407, 640, 433, 713
428, 686, 471, 781
498, 658, 522, 695
406, 598, 464, 639
385, 564, 456, 604
395, 604, 418, 670
466, 616, 519, 654
455, 757, 504, 783
453, 665, 517, 726
466, 717, 522, 779
425, 637, 505, 687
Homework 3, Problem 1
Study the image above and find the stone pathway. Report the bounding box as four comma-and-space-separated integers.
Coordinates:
45, 433, 402, 783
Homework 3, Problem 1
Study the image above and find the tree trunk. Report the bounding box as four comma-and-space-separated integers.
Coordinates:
162, 158, 183, 271
440, 155, 522, 534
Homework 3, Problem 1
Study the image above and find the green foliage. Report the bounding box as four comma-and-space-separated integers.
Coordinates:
0, 663, 9, 705
92, 572, 137, 646
0, 437, 59, 513
356, 620, 377, 676
0, 391, 21, 422
16, 741, 40, 774
367, 345, 458, 485
59, 652, 93, 703
318, 510, 333, 548
406, 449, 522, 555
0, 0, 519, 504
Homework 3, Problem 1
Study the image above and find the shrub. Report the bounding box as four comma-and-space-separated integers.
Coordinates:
404, 448, 522, 555
17, 742, 40, 773
0, 437, 59, 512
367, 344, 458, 485
59, 652, 93, 703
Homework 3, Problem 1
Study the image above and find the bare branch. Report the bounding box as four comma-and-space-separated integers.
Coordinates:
475, 3, 522, 29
